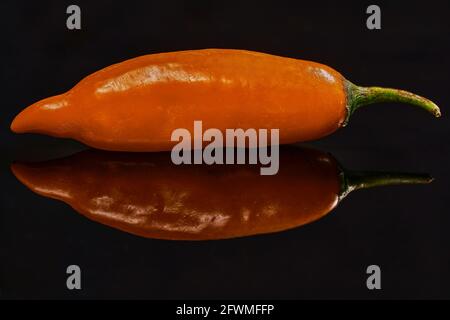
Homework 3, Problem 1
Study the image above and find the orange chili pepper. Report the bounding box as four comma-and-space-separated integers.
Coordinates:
11, 146, 431, 240
11, 49, 440, 151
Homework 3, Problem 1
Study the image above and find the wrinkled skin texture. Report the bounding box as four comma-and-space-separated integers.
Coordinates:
11, 49, 347, 151
12, 146, 341, 240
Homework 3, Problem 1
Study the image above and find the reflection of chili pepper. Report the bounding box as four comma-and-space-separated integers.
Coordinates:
11, 49, 440, 152
11, 146, 431, 240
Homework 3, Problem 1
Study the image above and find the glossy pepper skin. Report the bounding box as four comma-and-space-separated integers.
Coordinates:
11, 49, 440, 151
11, 147, 431, 240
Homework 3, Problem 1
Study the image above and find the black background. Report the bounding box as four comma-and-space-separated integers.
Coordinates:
1, 0, 449, 299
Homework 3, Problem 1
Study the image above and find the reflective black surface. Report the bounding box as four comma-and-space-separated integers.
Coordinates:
1, 0, 449, 299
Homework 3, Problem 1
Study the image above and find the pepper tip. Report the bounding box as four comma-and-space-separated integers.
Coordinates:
10, 115, 23, 133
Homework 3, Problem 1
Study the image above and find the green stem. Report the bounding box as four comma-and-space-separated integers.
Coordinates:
344, 81, 441, 125
339, 170, 433, 200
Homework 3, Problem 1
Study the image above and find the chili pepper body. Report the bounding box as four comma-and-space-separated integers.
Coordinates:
12, 147, 340, 240
10, 49, 440, 151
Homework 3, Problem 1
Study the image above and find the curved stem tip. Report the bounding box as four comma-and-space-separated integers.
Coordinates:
344, 81, 441, 125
